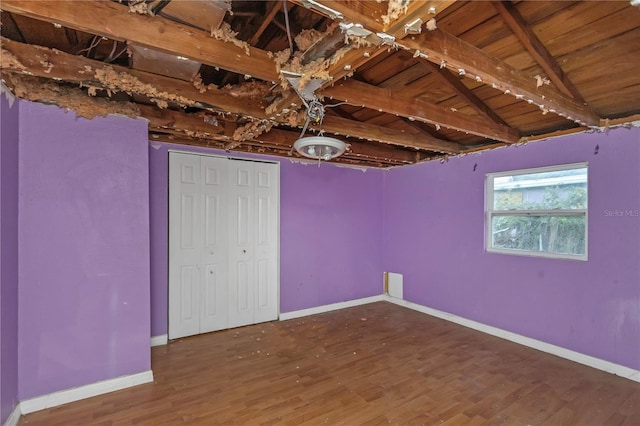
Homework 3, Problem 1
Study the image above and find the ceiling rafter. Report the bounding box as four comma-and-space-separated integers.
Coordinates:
2, 70, 413, 166
292, 0, 600, 127
327, 106, 453, 152
150, 132, 409, 168
1, 37, 454, 154
491, 1, 586, 104
273, 1, 457, 124
3, 0, 464, 153
317, 115, 461, 154
1, 36, 449, 159
322, 79, 520, 143
393, 30, 600, 127
417, 58, 510, 127
0, 0, 281, 82
248, 1, 282, 46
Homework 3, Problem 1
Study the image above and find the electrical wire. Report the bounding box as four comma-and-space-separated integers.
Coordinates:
324, 101, 351, 109
105, 43, 129, 63
77, 35, 102, 56
282, 0, 294, 58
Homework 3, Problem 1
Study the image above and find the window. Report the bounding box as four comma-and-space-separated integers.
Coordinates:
486, 163, 588, 260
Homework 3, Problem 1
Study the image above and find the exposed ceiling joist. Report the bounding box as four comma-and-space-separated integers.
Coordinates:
0, 37, 267, 116
1, 37, 448, 154
322, 79, 520, 143
317, 115, 461, 154
0, 0, 280, 82
491, 1, 586, 104
417, 58, 510, 127
248, 0, 282, 46
293, 0, 600, 127
397, 30, 600, 127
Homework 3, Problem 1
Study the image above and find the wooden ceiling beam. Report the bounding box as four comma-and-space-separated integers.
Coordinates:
322, 79, 520, 143
140, 105, 226, 136
249, 1, 283, 46
150, 132, 407, 168
293, 0, 599, 127
401, 29, 599, 126
3, 69, 412, 166
0, 37, 267, 116
0, 0, 280, 82
258, 128, 417, 163
1, 37, 444, 153
492, 1, 586, 103
417, 58, 509, 127
317, 115, 461, 154
291, 1, 456, 34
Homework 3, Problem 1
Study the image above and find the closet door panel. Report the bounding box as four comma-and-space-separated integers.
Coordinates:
200, 156, 229, 333
228, 161, 255, 328
169, 153, 203, 339
253, 162, 279, 323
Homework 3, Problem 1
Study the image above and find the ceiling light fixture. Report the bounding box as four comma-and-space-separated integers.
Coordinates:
294, 136, 347, 161
282, 72, 348, 163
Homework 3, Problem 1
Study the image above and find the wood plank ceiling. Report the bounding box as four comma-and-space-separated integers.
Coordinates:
1, 1, 639, 168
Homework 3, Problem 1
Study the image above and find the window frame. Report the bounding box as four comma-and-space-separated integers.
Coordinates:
485, 162, 589, 261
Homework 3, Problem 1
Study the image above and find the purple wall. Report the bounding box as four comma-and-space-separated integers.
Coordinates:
18, 102, 151, 399
149, 143, 383, 336
383, 127, 640, 370
1, 94, 20, 423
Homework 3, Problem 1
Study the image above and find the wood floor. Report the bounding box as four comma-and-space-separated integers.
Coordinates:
20, 302, 639, 425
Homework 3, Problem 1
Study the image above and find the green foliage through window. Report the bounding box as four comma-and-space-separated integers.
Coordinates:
487, 164, 588, 260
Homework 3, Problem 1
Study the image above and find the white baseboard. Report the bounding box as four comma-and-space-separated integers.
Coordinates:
2, 405, 21, 426
19, 370, 154, 415
150, 334, 168, 347
384, 295, 640, 383
279, 295, 384, 321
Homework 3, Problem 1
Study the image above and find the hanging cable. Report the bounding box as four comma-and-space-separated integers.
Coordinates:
282, 0, 294, 59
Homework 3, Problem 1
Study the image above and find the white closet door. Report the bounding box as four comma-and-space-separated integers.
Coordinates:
199, 156, 229, 333
253, 162, 279, 323
228, 160, 256, 328
169, 153, 279, 338
169, 153, 202, 339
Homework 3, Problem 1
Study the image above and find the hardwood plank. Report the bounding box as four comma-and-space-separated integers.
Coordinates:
18, 302, 639, 425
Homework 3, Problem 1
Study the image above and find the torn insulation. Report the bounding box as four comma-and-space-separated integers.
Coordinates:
222, 81, 272, 99
4, 74, 140, 119
382, 0, 410, 26
295, 29, 326, 52
94, 66, 199, 109
232, 120, 274, 141
210, 22, 251, 56
128, 0, 150, 15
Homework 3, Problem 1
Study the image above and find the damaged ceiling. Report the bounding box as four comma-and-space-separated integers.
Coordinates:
1, 0, 639, 167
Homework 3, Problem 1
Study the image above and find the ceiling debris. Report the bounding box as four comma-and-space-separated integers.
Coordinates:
382, 0, 411, 27
232, 119, 274, 142
94, 67, 200, 109
127, 0, 150, 15
295, 28, 326, 51
222, 80, 272, 99
3, 73, 140, 119
1, 0, 638, 167
210, 22, 251, 56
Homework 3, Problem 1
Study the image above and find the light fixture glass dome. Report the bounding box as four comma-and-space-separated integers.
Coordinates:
293, 136, 347, 161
